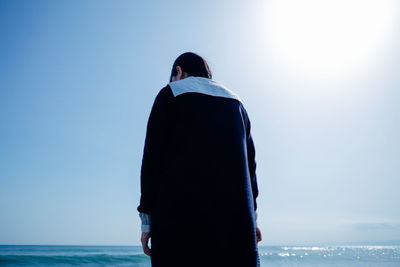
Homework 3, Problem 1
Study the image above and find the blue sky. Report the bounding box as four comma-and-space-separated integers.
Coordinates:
0, 0, 399, 246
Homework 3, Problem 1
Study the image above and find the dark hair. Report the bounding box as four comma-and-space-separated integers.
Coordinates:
169, 52, 212, 82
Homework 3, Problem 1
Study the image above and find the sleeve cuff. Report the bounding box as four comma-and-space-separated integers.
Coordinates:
139, 212, 151, 233
141, 224, 151, 233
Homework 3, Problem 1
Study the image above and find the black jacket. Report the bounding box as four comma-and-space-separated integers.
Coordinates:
137, 76, 259, 267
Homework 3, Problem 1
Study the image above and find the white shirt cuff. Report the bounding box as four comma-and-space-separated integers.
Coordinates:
139, 212, 151, 233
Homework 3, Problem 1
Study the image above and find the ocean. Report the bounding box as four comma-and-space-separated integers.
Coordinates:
0, 245, 399, 266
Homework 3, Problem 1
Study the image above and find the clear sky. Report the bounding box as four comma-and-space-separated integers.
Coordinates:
0, 0, 399, 246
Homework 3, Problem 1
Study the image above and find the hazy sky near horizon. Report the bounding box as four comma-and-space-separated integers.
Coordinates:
1, 0, 399, 246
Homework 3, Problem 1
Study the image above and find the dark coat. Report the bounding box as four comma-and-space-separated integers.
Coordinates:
137, 76, 260, 267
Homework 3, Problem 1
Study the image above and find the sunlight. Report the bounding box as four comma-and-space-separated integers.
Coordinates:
264, 0, 396, 77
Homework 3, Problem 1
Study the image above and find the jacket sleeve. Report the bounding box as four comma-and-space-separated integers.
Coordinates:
242, 106, 259, 212
137, 86, 172, 215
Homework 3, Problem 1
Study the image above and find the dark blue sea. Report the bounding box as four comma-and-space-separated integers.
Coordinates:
1, 245, 399, 266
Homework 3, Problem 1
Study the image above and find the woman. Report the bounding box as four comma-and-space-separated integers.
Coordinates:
137, 52, 261, 267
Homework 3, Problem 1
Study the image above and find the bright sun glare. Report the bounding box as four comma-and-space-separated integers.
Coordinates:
265, 0, 396, 76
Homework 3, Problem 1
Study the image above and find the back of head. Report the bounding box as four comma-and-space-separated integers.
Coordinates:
169, 52, 212, 82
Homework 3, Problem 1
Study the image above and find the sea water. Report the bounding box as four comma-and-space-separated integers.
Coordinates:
1, 245, 399, 266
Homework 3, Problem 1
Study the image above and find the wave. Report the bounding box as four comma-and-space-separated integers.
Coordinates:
0, 253, 150, 266
259, 245, 400, 263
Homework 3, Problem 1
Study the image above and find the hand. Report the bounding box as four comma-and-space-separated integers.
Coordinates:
256, 227, 262, 243
141, 232, 151, 256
